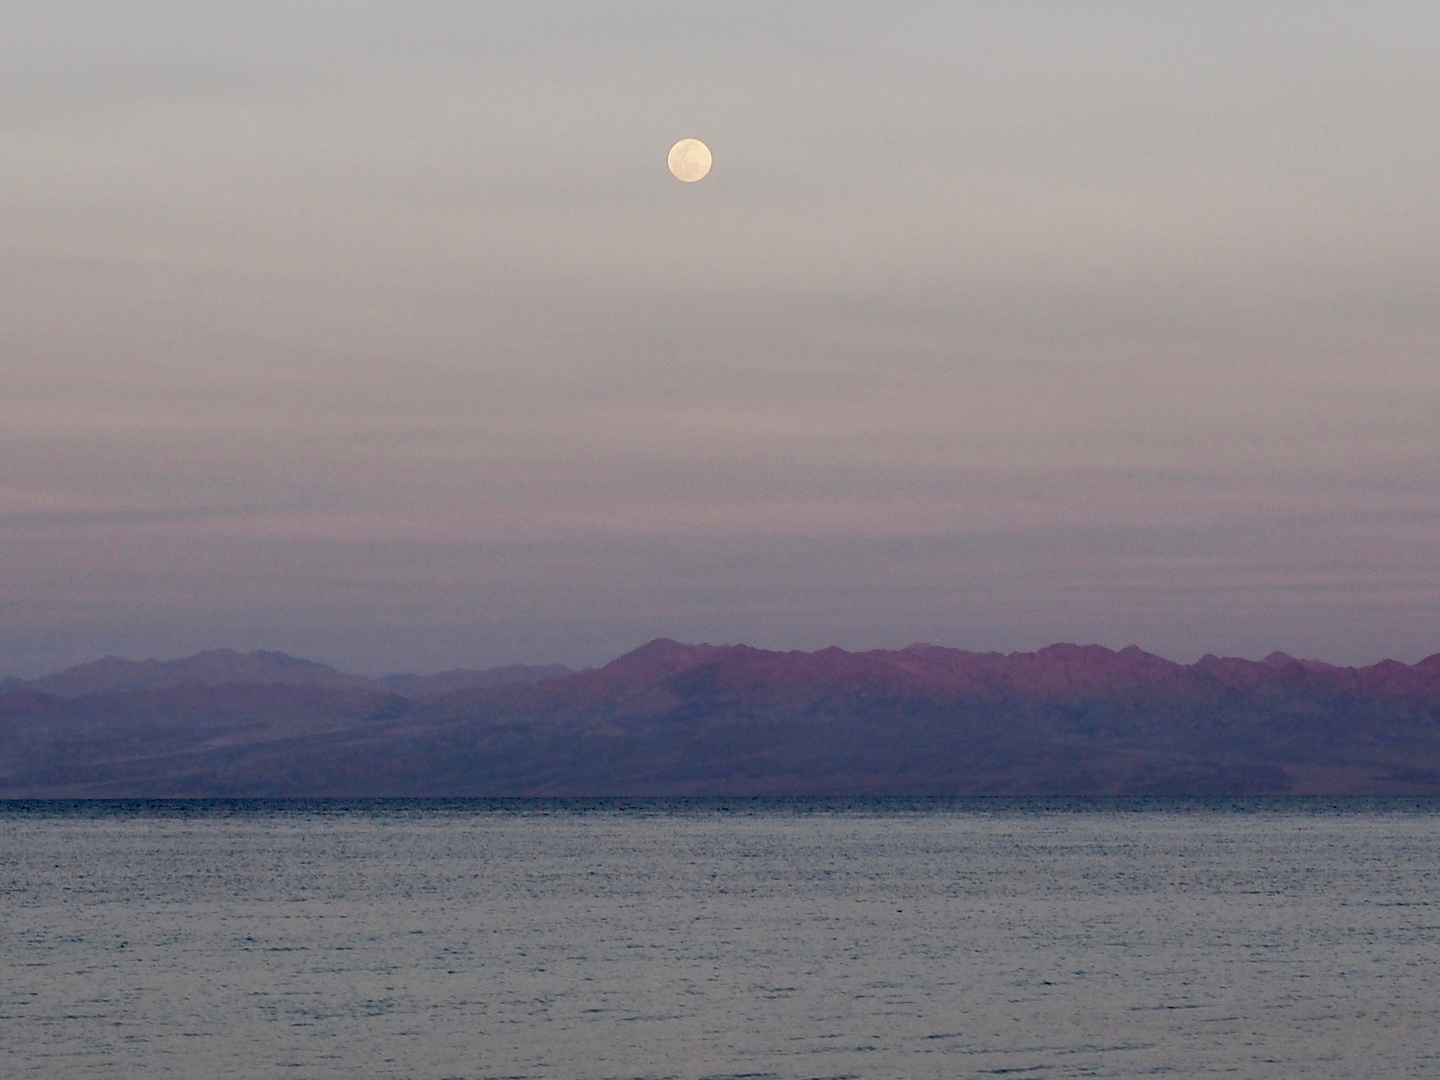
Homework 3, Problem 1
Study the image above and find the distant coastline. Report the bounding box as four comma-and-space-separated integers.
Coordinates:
3, 639, 1439, 798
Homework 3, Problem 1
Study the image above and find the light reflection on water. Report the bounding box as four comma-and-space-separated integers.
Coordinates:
1, 798, 1437, 1079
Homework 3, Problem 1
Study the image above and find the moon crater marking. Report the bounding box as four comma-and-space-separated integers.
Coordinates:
668, 138, 712, 182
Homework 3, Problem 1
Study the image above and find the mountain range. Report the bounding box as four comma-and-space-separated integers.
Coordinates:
2, 640, 1439, 797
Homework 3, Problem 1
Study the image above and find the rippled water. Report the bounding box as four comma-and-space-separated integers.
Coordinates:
1, 798, 1437, 1079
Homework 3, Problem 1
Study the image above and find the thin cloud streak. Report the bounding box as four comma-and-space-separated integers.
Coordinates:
1, 2, 1438, 674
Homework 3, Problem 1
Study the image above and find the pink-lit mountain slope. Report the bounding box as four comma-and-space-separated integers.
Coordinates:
3, 639, 1440, 797
450, 638, 1440, 713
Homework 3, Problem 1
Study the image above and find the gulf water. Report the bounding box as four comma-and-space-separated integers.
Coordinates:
2, 798, 1437, 1079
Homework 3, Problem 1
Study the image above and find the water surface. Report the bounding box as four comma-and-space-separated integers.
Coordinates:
2, 798, 1437, 1078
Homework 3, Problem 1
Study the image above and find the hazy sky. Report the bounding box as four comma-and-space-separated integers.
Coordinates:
3, 2, 1438, 675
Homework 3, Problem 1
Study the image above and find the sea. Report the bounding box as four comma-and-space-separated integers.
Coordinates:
1, 798, 1437, 1079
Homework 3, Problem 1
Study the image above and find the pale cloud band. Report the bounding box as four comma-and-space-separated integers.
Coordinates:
2, 2, 1438, 674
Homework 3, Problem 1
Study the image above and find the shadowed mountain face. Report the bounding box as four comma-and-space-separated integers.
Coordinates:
7, 650, 573, 701
2, 639, 1439, 797
22, 649, 386, 698
380, 665, 573, 698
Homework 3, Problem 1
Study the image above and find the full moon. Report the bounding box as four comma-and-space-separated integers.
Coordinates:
667, 138, 712, 182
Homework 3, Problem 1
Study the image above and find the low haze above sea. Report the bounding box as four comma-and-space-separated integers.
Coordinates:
2, 798, 1437, 1079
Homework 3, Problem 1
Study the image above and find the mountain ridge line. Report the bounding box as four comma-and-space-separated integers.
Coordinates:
4, 638, 1439, 797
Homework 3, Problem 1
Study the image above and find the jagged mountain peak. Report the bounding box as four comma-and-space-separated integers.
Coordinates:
23, 648, 382, 698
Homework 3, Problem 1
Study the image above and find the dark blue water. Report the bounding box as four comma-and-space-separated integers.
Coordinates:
2, 798, 1437, 1079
